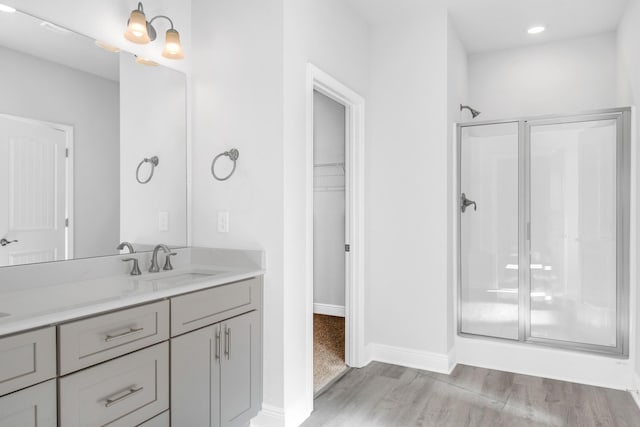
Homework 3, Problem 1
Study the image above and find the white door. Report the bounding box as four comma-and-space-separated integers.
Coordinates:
0, 115, 67, 266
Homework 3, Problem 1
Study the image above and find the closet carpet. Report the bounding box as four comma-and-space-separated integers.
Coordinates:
314, 314, 347, 393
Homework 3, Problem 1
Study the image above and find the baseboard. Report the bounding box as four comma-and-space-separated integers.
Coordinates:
366, 343, 455, 374
456, 336, 634, 390
632, 373, 640, 411
251, 404, 285, 427
313, 303, 345, 317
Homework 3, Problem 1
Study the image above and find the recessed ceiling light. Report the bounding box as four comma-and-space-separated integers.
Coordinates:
40, 21, 71, 34
528, 26, 546, 35
0, 4, 16, 13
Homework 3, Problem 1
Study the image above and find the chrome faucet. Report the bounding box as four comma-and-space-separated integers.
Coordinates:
149, 244, 175, 273
117, 241, 135, 254
122, 258, 142, 276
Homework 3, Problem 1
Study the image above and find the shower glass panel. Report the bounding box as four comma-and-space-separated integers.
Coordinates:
528, 119, 618, 347
459, 122, 519, 340
457, 108, 630, 357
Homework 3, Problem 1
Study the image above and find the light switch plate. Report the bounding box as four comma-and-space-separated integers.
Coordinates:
217, 211, 229, 233
158, 211, 169, 231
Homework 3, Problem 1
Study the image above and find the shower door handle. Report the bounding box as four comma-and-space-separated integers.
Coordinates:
460, 193, 477, 213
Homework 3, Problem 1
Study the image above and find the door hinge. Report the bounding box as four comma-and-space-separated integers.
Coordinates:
65, 148, 69, 158
345, 244, 350, 252
65, 218, 69, 227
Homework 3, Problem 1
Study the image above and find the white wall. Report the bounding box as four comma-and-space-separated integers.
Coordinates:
0, 46, 120, 259
190, 0, 369, 425
617, 0, 640, 392
313, 91, 345, 310
119, 54, 187, 248
469, 33, 618, 120
189, 0, 286, 422
446, 17, 468, 351
282, 1, 369, 423
366, 5, 451, 363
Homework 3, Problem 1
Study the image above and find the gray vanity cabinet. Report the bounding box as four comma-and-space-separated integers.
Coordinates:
171, 310, 261, 427
0, 380, 57, 427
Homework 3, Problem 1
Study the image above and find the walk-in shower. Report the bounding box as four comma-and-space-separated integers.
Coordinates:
457, 107, 631, 357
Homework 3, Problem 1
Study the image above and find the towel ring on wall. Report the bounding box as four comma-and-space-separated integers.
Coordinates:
211, 149, 240, 181
136, 156, 159, 184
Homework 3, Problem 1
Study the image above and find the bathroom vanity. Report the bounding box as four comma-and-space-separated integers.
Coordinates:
0, 248, 264, 427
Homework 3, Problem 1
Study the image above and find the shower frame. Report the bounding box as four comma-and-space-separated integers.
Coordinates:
456, 107, 632, 357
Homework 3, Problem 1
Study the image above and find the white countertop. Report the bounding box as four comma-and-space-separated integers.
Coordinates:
0, 264, 264, 337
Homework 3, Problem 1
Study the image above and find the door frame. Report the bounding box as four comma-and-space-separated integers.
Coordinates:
305, 63, 366, 397
0, 113, 74, 260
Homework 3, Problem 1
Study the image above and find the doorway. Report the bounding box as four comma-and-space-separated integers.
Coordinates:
0, 114, 73, 266
306, 64, 365, 402
312, 90, 348, 394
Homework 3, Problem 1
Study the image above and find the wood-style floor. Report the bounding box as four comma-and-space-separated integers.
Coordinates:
302, 361, 640, 427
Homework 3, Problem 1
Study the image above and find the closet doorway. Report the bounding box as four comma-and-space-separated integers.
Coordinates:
306, 64, 364, 405
312, 90, 349, 394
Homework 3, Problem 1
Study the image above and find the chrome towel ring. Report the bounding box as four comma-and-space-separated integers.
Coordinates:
136, 156, 159, 184
211, 149, 239, 181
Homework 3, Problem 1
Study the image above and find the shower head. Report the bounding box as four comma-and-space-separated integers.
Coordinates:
460, 104, 481, 119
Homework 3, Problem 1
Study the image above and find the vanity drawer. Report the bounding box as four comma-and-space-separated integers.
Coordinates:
171, 277, 260, 336
0, 327, 56, 397
0, 379, 57, 427
58, 300, 169, 375
138, 410, 169, 427
59, 341, 169, 427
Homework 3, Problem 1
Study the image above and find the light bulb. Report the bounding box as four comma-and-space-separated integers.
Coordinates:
124, 9, 150, 44
162, 29, 184, 59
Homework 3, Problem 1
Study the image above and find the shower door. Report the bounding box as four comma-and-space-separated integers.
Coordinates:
459, 122, 520, 340
458, 108, 630, 356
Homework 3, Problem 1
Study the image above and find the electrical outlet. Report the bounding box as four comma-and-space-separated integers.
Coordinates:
217, 211, 229, 233
158, 211, 169, 231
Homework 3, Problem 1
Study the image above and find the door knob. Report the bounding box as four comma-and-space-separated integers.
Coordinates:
460, 193, 477, 213
0, 238, 18, 247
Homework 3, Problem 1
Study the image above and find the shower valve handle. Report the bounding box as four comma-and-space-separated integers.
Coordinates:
460, 193, 477, 213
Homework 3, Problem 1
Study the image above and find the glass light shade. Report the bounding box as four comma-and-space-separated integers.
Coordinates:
162, 29, 184, 59
95, 40, 121, 53
124, 9, 150, 44
135, 56, 159, 67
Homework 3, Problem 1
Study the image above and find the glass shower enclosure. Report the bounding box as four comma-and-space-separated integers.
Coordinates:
457, 108, 631, 356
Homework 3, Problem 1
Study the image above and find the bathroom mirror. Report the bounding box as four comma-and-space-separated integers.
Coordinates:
0, 9, 187, 268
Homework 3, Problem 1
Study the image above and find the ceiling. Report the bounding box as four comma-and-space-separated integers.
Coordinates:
0, 9, 119, 82
347, 0, 630, 54
448, 0, 630, 53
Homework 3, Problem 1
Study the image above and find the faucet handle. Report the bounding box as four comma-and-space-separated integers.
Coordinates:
163, 252, 177, 271
122, 258, 142, 276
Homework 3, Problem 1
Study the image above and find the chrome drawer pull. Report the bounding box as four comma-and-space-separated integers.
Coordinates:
215, 329, 221, 360
225, 327, 231, 360
104, 386, 144, 407
104, 327, 144, 342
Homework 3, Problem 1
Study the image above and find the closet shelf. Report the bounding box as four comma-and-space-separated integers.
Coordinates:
314, 162, 345, 169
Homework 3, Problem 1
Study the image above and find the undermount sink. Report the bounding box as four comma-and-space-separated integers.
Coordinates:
141, 270, 223, 288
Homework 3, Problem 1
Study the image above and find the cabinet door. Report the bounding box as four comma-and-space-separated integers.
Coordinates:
0, 380, 56, 427
171, 324, 221, 427
221, 311, 261, 427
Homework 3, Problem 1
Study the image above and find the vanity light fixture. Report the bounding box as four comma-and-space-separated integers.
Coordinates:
527, 26, 546, 35
0, 4, 16, 13
124, 2, 184, 59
